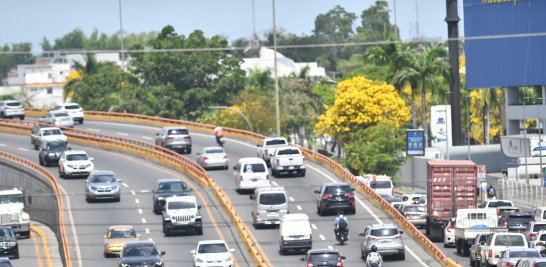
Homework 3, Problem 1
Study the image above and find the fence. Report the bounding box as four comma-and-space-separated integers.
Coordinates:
501, 179, 546, 208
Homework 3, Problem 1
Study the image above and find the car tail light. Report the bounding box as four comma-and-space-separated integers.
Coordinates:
281, 236, 284, 241
504, 221, 507, 227
203, 156, 208, 160
519, 209, 522, 213
345, 193, 354, 197
351, 201, 355, 206
478, 248, 481, 254
336, 261, 343, 267
166, 137, 174, 140
302, 157, 305, 163
530, 233, 537, 238
307, 263, 313, 267
392, 188, 394, 197
394, 234, 402, 240
488, 249, 492, 258
184, 136, 191, 139
497, 209, 500, 216
266, 175, 269, 180
310, 234, 312, 239
322, 194, 332, 199
240, 176, 243, 181
265, 149, 268, 155
537, 242, 543, 246
446, 223, 451, 232
367, 236, 376, 241
223, 155, 228, 159
506, 262, 515, 266
276, 159, 280, 165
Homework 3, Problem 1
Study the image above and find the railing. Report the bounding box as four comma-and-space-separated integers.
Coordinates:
21, 107, 459, 266
501, 179, 546, 208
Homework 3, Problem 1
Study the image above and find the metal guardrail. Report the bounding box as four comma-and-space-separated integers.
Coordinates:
21, 107, 459, 266
502, 179, 546, 209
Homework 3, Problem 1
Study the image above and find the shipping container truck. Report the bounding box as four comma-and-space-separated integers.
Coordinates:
426, 160, 478, 241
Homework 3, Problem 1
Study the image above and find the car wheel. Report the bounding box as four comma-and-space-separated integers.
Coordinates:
196, 227, 203, 235
85, 195, 91, 203
271, 169, 276, 177
0, 112, 4, 118
39, 157, 44, 166
187, 148, 192, 154
104, 252, 110, 258
299, 170, 306, 177
59, 167, 64, 178
20, 116, 25, 120
399, 252, 405, 260
350, 207, 356, 214
164, 226, 171, 237
116, 196, 121, 202
79, 119, 84, 124
280, 246, 286, 255
318, 206, 325, 216
361, 250, 367, 259
224, 165, 228, 170
470, 258, 475, 266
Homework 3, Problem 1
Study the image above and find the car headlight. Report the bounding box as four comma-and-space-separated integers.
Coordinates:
196, 258, 204, 263
121, 264, 130, 267
9, 241, 17, 247
112, 185, 118, 190
224, 255, 232, 262
67, 164, 76, 168
91, 186, 98, 190
81, 164, 91, 168
48, 153, 55, 157
157, 196, 165, 200
155, 259, 163, 266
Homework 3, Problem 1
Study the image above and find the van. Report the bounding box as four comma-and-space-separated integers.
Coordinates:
534, 207, 546, 222
233, 157, 270, 193
279, 213, 312, 255
358, 174, 394, 197
250, 185, 288, 228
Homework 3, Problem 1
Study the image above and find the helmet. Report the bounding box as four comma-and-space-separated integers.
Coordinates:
216, 124, 220, 127
371, 245, 377, 252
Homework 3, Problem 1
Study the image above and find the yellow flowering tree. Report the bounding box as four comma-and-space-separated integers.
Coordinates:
63, 70, 83, 101
315, 76, 411, 144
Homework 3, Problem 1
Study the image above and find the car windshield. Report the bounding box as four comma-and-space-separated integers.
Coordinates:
494, 235, 525, 246
90, 174, 116, 183
65, 104, 81, 110
265, 139, 287, 146
7, 102, 20, 106
124, 244, 158, 257
168, 201, 195, 209
309, 253, 339, 262
508, 250, 540, 257
198, 243, 228, 253
386, 197, 403, 203
498, 208, 520, 217
259, 193, 286, 205
44, 129, 62, 136
0, 195, 23, 204
205, 149, 224, 154
488, 201, 513, 208
403, 206, 426, 212
324, 185, 351, 195
158, 182, 188, 192
167, 129, 188, 135
370, 181, 392, 189
109, 228, 136, 238
0, 229, 14, 238
507, 215, 533, 224
370, 228, 399, 237
0, 263, 12, 267
533, 224, 546, 232
47, 142, 67, 151
540, 235, 546, 241
535, 263, 546, 267
277, 149, 300, 155
67, 154, 88, 161
54, 113, 69, 117
243, 163, 266, 173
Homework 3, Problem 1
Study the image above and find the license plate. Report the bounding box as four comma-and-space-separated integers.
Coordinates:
252, 179, 257, 182
288, 166, 294, 170
336, 197, 342, 201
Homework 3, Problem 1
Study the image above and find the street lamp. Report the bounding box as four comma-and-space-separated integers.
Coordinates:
444, 92, 451, 160
209, 106, 253, 132
272, 0, 280, 136
118, 0, 125, 69
377, 8, 392, 39
523, 96, 533, 184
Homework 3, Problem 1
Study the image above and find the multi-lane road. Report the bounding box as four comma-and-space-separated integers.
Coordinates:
0, 119, 444, 266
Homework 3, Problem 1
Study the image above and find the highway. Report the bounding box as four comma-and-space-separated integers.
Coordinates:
1, 118, 443, 266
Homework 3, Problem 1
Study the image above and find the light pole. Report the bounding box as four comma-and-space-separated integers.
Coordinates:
444, 92, 451, 160
118, 0, 125, 69
537, 97, 545, 176
523, 96, 532, 184
466, 96, 474, 160
272, 0, 280, 136
377, 8, 392, 40
393, 0, 397, 39
209, 106, 253, 132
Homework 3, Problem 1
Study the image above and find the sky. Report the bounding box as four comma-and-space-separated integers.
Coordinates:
0, 0, 464, 53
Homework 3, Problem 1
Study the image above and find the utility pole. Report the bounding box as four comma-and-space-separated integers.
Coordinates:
445, 0, 463, 146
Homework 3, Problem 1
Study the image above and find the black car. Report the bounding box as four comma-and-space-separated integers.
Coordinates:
315, 182, 355, 216
499, 213, 534, 232
300, 249, 346, 267
38, 140, 68, 166
118, 241, 165, 267
0, 257, 12, 267
152, 178, 192, 214
0, 226, 18, 259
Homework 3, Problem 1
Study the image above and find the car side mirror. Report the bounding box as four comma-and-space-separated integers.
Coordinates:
90, 157, 94, 161
257, 144, 261, 147
314, 190, 320, 194
188, 187, 193, 192
196, 153, 201, 156
400, 231, 403, 234
190, 250, 196, 254
160, 251, 166, 256
340, 256, 346, 260
102, 235, 107, 239
198, 205, 201, 210
156, 133, 159, 136
359, 233, 365, 237
233, 166, 236, 170
85, 181, 89, 183
229, 248, 235, 253
300, 257, 305, 261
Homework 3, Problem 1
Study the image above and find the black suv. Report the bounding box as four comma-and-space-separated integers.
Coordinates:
0, 226, 18, 259
498, 212, 533, 232
300, 249, 345, 267
39, 140, 68, 166
152, 178, 192, 214
118, 241, 165, 267
315, 182, 356, 216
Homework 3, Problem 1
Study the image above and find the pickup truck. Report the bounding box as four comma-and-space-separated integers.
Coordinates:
269, 146, 305, 177
454, 208, 500, 256
30, 126, 68, 149
256, 137, 289, 166
481, 232, 528, 267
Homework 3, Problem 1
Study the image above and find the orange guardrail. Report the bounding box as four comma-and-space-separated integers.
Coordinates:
22, 108, 459, 266
0, 150, 71, 267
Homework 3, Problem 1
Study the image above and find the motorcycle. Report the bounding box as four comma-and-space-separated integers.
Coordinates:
366, 253, 383, 267
335, 227, 348, 245
216, 136, 225, 147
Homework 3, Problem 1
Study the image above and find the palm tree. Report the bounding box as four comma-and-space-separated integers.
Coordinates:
396, 44, 451, 146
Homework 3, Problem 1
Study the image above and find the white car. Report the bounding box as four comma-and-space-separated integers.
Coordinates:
38, 111, 74, 128
443, 218, 456, 247
52, 103, 84, 124
191, 240, 235, 267
399, 194, 422, 206
58, 150, 94, 178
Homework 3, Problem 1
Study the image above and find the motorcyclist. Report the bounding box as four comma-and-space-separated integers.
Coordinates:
366, 245, 383, 267
334, 211, 349, 238
214, 124, 224, 146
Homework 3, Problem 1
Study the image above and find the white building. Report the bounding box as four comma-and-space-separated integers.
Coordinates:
241, 47, 326, 77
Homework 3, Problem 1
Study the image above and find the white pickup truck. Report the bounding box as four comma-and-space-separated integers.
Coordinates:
269, 146, 305, 177
30, 126, 67, 149
481, 232, 528, 267
256, 137, 289, 166
454, 208, 501, 256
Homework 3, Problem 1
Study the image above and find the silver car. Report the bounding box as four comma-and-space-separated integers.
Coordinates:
38, 111, 75, 128
0, 100, 25, 120
360, 223, 405, 260
497, 248, 540, 267
196, 146, 228, 170
85, 171, 121, 202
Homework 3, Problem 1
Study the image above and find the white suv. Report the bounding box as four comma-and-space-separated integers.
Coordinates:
58, 150, 94, 178
52, 103, 84, 124
481, 232, 528, 267
162, 195, 202, 236
0, 100, 25, 120
191, 240, 235, 267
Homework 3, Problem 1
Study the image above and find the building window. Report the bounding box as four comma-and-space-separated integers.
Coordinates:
48, 73, 51, 78
47, 87, 53, 94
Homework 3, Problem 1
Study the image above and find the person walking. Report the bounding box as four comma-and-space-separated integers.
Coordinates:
487, 183, 497, 200
480, 180, 488, 206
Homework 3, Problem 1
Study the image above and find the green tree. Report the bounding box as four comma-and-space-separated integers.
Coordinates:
53, 29, 86, 49
356, 0, 393, 41
0, 42, 35, 80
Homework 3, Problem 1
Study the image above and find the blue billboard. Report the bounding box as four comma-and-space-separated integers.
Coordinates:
463, 0, 546, 89
406, 129, 425, 156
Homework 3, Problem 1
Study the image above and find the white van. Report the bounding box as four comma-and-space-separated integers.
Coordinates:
357, 174, 394, 197
534, 207, 546, 221
279, 213, 312, 255
250, 185, 288, 228
233, 157, 270, 193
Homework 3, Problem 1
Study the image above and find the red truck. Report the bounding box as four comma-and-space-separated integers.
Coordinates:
426, 160, 478, 241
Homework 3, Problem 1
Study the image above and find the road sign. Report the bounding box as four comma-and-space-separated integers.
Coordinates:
477, 165, 486, 179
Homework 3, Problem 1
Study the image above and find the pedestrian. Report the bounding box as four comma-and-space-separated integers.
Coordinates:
480, 180, 488, 206
487, 183, 497, 201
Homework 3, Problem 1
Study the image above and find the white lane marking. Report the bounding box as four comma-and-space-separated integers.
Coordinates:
145, 228, 150, 234
289, 197, 295, 202
148, 238, 153, 241
0, 144, 6, 147
271, 181, 278, 186
18, 148, 29, 152
135, 199, 140, 204
141, 218, 146, 224
141, 189, 151, 194
116, 132, 128, 136
59, 185, 83, 267
142, 136, 152, 140
130, 190, 136, 195
311, 224, 318, 230
122, 183, 128, 188
86, 128, 100, 132
296, 205, 302, 211
319, 234, 326, 240
138, 209, 143, 214
328, 245, 333, 250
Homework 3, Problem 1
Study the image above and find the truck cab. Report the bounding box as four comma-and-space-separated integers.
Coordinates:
0, 189, 30, 238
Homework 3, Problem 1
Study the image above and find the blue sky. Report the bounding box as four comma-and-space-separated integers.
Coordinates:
1, 0, 464, 52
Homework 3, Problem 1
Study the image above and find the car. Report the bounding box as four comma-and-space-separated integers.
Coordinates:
497, 248, 540, 267
38, 111, 75, 128
534, 207, 546, 221
359, 223, 405, 260
58, 150, 94, 178
444, 217, 456, 247
529, 230, 546, 256
155, 126, 192, 154
152, 178, 192, 214
85, 170, 121, 202
117, 241, 165, 267
483, 199, 514, 209
196, 146, 229, 170
497, 207, 522, 220
315, 182, 355, 216
401, 205, 427, 228
102, 225, 141, 257
0, 257, 13, 267
368, 178, 394, 198
38, 139, 68, 166
300, 248, 346, 267
0, 227, 18, 259
161, 195, 202, 236
481, 232, 528, 267
0, 100, 24, 120
190, 240, 235, 267
524, 221, 546, 241
52, 103, 84, 124
515, 258, 546, 267
251, 185, 288, 227
233, 157, 270, 193
469, 233, 489, 267
279, 213, 312, 255
383, 196, 403, 205
499, 213, 534, 232
398, 194, 423, 206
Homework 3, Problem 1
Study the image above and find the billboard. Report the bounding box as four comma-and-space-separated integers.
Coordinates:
463, 0, 546, 89
406, 129, 425, 156
430, 105, 452, 148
